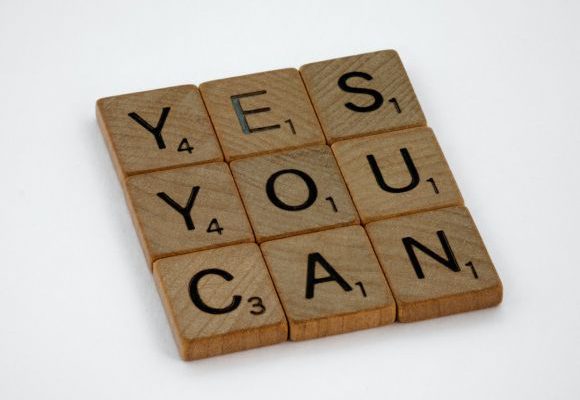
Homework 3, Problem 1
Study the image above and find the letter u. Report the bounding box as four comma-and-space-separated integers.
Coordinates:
366, 148, 420, 193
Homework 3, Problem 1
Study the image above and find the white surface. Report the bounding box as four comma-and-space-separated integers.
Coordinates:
1, 0, 579, 398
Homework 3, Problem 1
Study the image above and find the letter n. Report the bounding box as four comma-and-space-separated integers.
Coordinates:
402, 230, 460, 279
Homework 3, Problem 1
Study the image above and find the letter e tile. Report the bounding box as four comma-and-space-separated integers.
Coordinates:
200, 69, 325, 161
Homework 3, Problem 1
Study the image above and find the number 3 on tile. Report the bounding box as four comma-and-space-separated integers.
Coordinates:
248, 296, 266, 315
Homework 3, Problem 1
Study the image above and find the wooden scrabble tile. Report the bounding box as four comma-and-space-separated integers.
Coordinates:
97, 85, 223, 177
366, 206, 502, 322
332, 127, 463, 223
125, 162, 254, 266
200, 68, 325, 161
230, 145, 359, 242
300, 50, 426, 143
261, 226, 396, 341
153, 243, 288, 360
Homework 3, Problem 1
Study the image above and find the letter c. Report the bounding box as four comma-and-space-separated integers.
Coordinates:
188, 268, 242, 314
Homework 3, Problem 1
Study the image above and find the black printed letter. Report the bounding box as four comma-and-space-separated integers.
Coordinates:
157, 186, 200, 230
402, 230, 460, 279
128, 107, 170, 149
231, 91, 281, 134
367, 148, 420, 193
305, 252, 352, 299
189, 269, 242, 314
337, 71, 384, 113
266, 169, 318, 211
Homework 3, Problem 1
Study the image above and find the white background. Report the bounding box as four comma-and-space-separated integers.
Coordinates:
1, 0, 579, 399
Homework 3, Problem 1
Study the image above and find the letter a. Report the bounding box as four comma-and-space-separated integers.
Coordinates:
305, 252, 352, 299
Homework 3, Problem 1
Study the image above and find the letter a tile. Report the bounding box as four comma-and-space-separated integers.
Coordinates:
230, 145, 359, 242
97, 85, 223, 178
153, 243, 288, 360
200, 68, 325, 161
301, 50, 426, 143
125, 162, 254, 266
261, 226, 396, 341
366, 206, 502, 322
332, 127, 463, 223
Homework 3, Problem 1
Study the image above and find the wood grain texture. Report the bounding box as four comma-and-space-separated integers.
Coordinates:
332, 127, 463, 223
230, 145, 359, 243
125, 162, 254, 266
366, 206, 502, 322
200, 68, 325, 161
153, 243, 288, 360
96, 85, 222, 178
300, 50, 426, 143
261, 226, 395, 341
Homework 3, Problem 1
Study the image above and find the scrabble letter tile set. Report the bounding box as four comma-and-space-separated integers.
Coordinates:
96, 50, 502, 360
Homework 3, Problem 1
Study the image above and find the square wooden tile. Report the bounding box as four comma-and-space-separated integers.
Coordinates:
230, 145, 359, 242
200, 68, 325, 161
261, 225, 396, 341
153, 243, 288, 360
332, 127, 463, 223
125, 162, 254, 266
366, 206, 502, 322
97, 85, 222, 177
300, 50, 426, 143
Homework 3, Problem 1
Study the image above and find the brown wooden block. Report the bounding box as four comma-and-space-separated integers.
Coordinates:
261, 226, 396, 341
332, 127, 463, 223
125, 162, 254, 266
200, 68, 325, 161
96, 85, 223, 178
230, 145, 359, 242
300, 50, 426, 143
366, 206, 502, 322
153, 243, 288, 360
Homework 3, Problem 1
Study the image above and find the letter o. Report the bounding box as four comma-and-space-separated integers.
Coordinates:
265, 169, 318, 211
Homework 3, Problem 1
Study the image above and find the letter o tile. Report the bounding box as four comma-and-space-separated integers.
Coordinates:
230, 145, 359, 242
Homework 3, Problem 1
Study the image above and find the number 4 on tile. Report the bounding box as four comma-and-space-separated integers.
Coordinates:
178, 138, 194, 154
206, 218, 224, 235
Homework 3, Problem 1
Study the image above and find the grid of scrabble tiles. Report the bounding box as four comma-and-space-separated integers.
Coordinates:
97, 50, 502, 361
